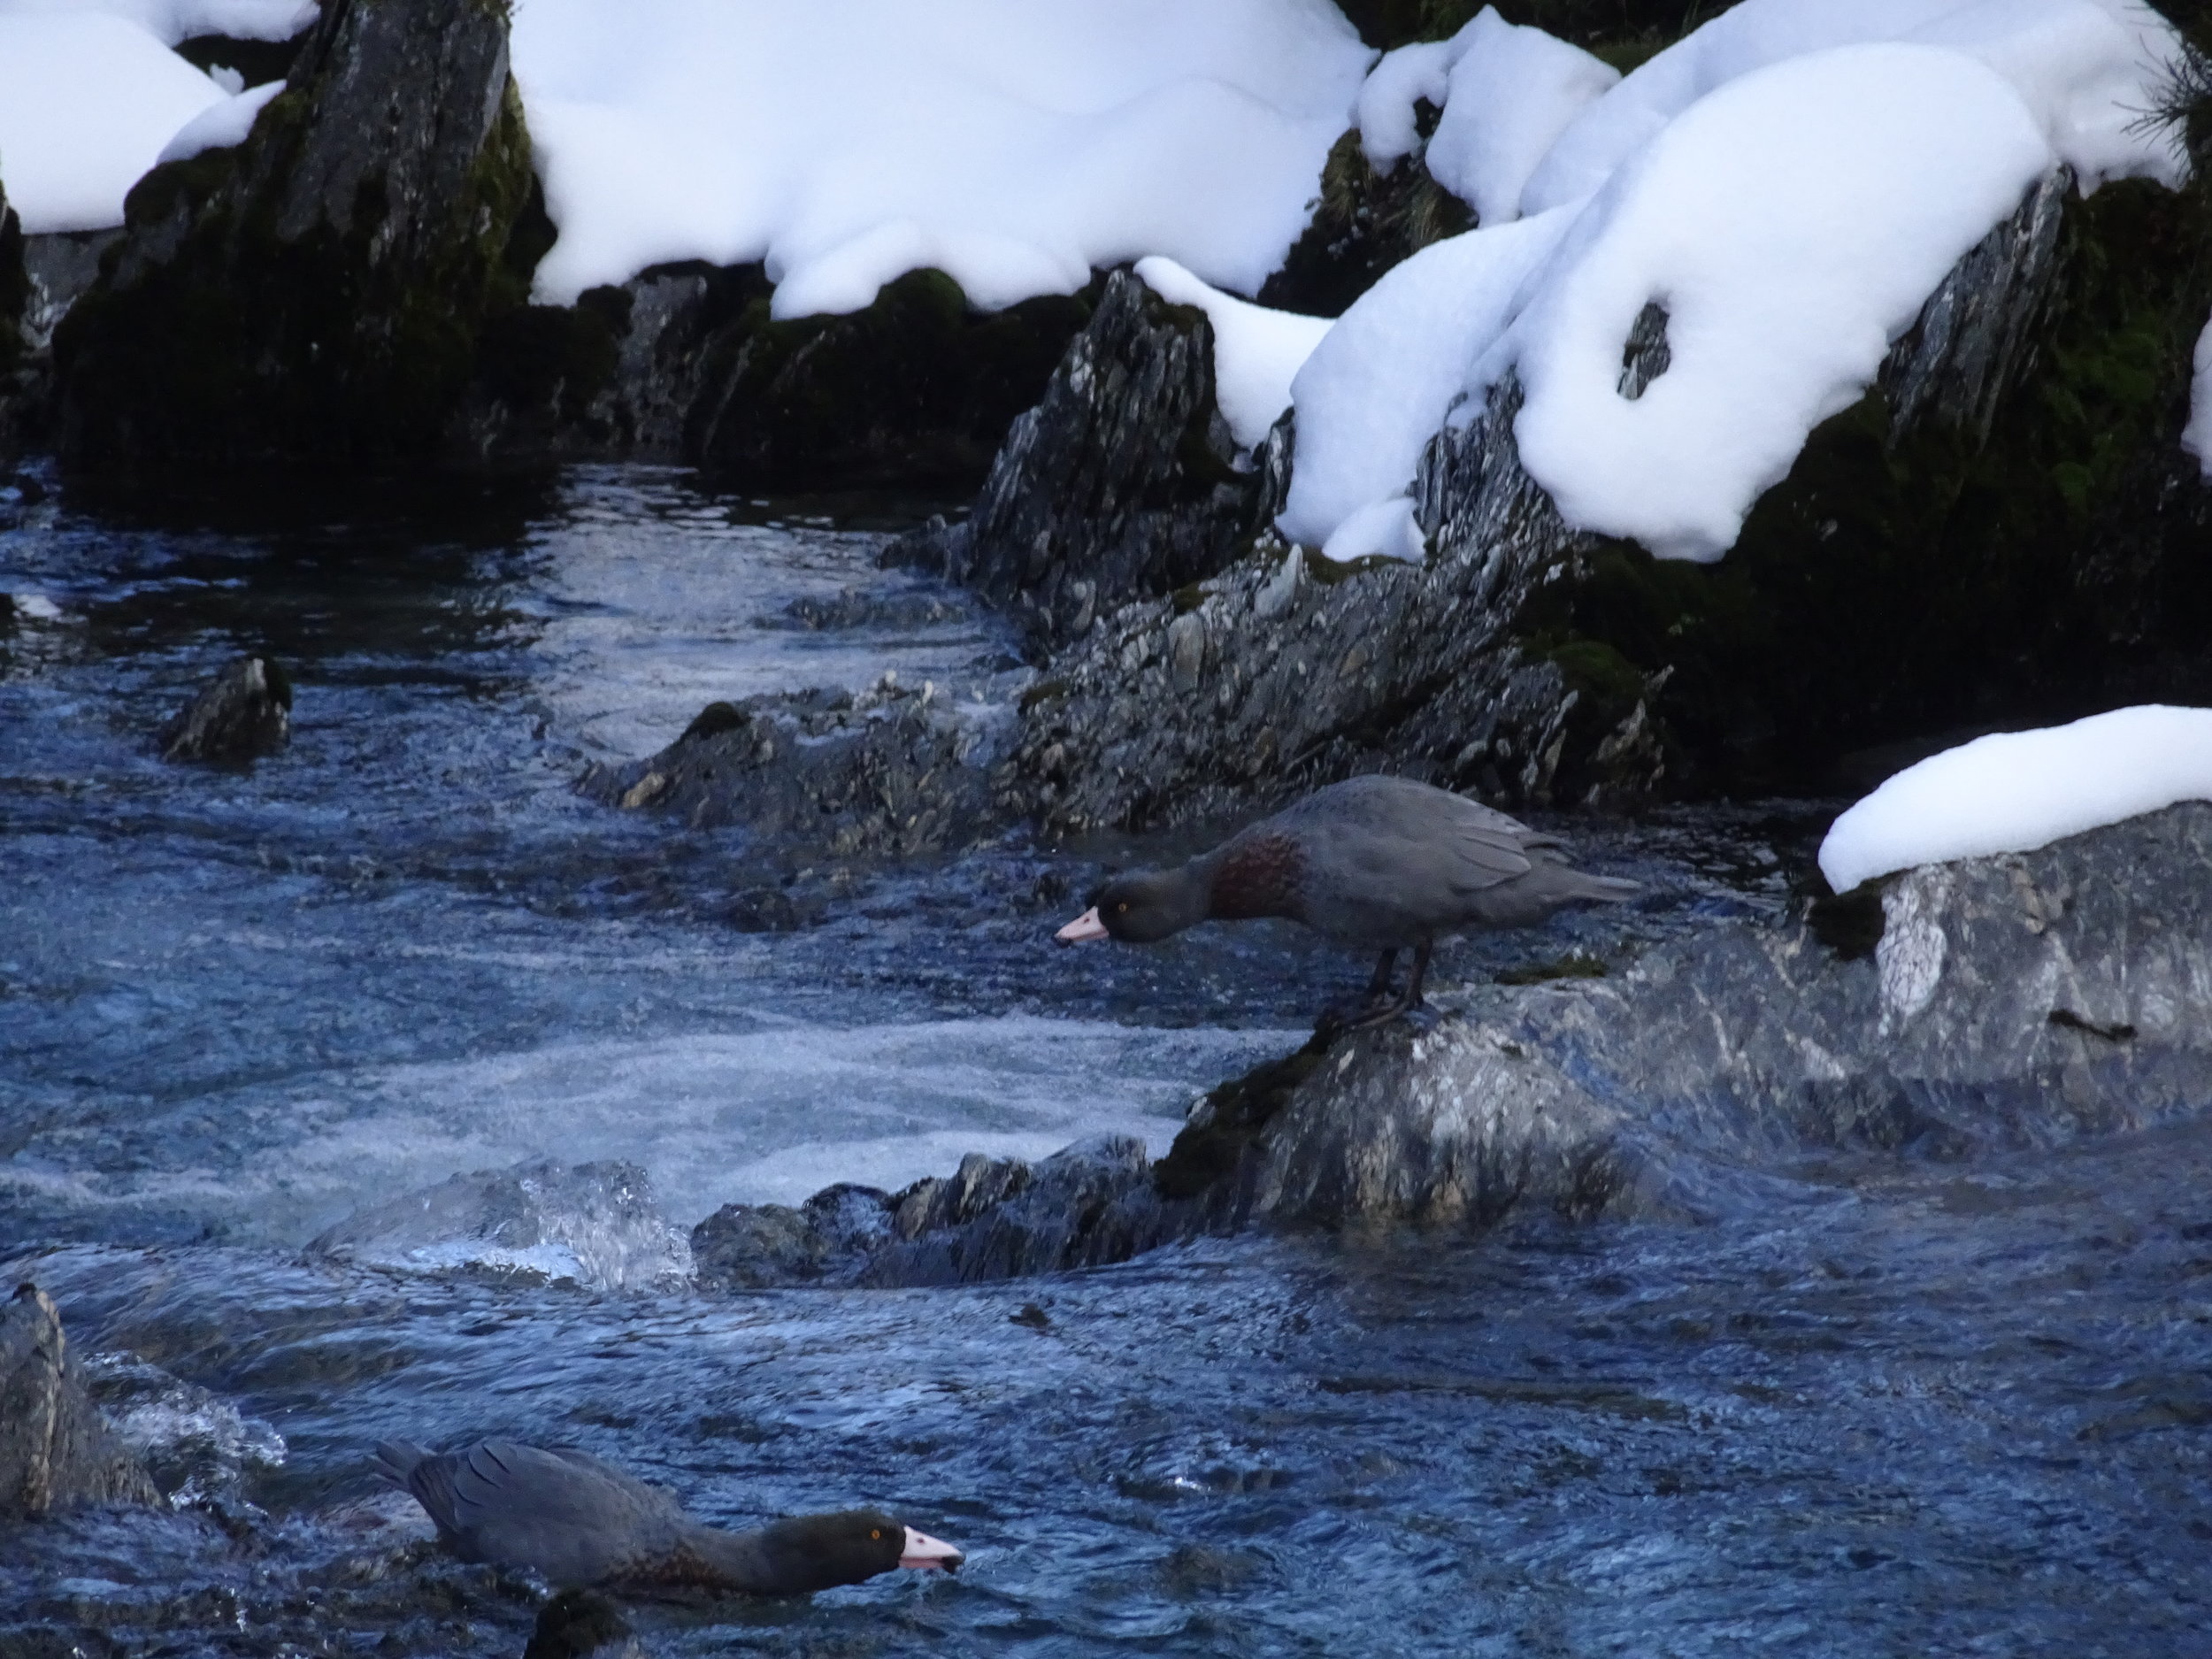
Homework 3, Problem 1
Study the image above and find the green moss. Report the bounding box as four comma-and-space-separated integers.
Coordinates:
1509, 172, 2212, 795
1152, 1035, 1332, 1201
1495, 951, 1609, 986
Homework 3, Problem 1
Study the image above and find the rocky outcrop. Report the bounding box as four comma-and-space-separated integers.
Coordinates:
158, 655, 292, 764
0, 1285, 158, 1519
578, 665, 1025, 864
1004, 165, 2212, 834
687, 803, 2212, 1286
0, 180, 27, 458
55, 0, 534, 469
885, 270, 1288, 649
453, 263, 1092, 488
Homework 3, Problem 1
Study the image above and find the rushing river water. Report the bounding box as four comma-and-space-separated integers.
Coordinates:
3, 464, 2207, 1656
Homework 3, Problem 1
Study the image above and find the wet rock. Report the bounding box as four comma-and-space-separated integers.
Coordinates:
305, 1158, 691, 1294
0, 1285, 159, 1519
691, 1185, 895, 1292
454, 263, 1091, 488
695, 803, 2212, 1277
157, 655, 293, 764
522, 1590, 641, 1659
77, 1353, 285, 1513
1009, 166, 2212, 833
578, 667, 1022, 864
690, 1139, 1171, 1290
55, 0, 534, 469
884, 269, 1287, 649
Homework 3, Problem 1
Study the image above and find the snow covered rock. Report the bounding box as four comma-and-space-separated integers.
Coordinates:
157, 654, 292, 764
1819, 706, 2212, 893
886, 268, 1288, 648
0, 1284, 159, 1518
52, 0, 534, 468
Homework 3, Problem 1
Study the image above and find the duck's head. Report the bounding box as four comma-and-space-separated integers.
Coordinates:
753, 1509, 964, 1594
1055, 866, 1208, 945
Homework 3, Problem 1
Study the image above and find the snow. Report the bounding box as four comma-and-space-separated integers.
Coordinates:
1277, 209, 1571, 557
1817, 706, 2212, 892
0, 12, 227, 233
1356, 34, 1461, 170
1133, 255, 1331, 451
1321, 494, 1424, 564
1524, 0, 2187, 217
0, 0, 315, 46
1282, 0, 2186, 561
157, 77, 282, 165
1424, 8, 1617, 226
1508, 45, 2055, 562
510, 0, 1375, 312
2184, 312, 2212, 480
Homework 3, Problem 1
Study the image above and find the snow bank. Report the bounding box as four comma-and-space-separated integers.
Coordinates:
510, 0, 1373, 312
1509, 45, 2054, 562
0, 0, 314, 46
1523, 0, 2186, 217
1424, 8, 1617, 226
1133, 256, 1331, 451
1283, 0, 2185, 561
157, 77, 283, 165
0, 13, 227, 233
1278, 209, 1571, 556
2185, 313, 2212, 480
1817, 706, 2212, 892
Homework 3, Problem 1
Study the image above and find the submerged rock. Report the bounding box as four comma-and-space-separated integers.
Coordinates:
55, 0, 534, 469
578, 666, 1023, 864
1003, 166, 2212, 833
885, 269, 1286, 649
689, 803, 2212, 1285
0, 1285, 159, 1519
305, 1158, 691, 1293
157, 655, 293, 764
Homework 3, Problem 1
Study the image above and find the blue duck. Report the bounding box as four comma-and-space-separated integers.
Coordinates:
373, 1439, 963, 1594
1056, 774, 1636, 1025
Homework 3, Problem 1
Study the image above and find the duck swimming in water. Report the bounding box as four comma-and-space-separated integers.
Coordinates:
373, 1439, 964, 1594
1056, 774, 1636, 1026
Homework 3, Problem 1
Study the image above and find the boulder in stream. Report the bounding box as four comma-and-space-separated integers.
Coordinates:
158, 655, 292, 764
687, 803, 2212, 1286
0, 1284, 158, 1519
55, 0, 534, 469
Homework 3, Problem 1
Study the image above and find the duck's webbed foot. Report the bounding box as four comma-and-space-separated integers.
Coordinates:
1315, 948, 1425, 1038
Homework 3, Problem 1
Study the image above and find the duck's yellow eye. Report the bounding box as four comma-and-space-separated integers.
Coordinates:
871, 1529, 882, 1540
1116, 902, 1128, 914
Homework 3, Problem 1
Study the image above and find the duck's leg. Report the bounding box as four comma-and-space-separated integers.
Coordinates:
1394, 939, 1436, 1021
1317, 949, 1402, 1036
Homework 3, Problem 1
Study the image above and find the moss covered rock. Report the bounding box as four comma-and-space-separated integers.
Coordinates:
1006, 160, 2212, 834
55, 0, 533, 470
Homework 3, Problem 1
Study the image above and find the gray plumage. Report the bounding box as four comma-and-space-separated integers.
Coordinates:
1063, 774, 1638, 1023
373, 1439, 948, 1594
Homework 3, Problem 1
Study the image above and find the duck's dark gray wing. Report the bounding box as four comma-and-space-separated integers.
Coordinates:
375, 1439, 688, 1586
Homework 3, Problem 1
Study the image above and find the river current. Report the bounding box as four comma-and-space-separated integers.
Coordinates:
2, 465, 2206, 1655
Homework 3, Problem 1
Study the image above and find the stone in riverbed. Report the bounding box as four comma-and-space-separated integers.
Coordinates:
158, 655, 292, 764
0, 1284, 159, 1519
688, 803, 2212, 1285
55, 0, 534, 469
883, 268, 1288, 650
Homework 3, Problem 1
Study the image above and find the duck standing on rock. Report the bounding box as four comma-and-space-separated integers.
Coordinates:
1056, 775, 1638, 1028
373, 1439, 964, 1594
